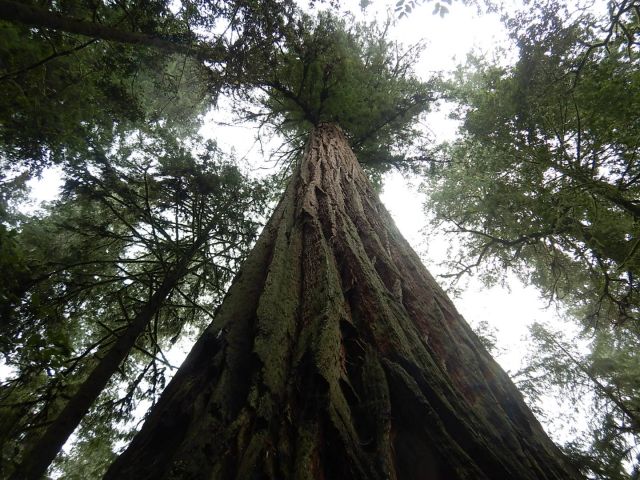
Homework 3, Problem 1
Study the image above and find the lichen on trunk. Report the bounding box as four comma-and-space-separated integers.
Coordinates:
104, 123, 581, 479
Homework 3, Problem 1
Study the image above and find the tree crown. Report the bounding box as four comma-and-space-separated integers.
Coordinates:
240, 12, 435, 176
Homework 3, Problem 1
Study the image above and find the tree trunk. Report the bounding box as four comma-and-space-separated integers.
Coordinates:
9, 234, 209, 480
104, 123, 581, 479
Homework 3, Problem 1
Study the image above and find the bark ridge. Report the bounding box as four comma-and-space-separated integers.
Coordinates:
104, 123, 581, 480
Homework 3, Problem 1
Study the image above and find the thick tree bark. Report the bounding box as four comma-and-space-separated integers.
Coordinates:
104, 123, 581, 479
9, 234, 210, 480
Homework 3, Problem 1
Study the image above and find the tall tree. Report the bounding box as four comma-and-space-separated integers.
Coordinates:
103, 15, 580, 479
105, 121, 579, 479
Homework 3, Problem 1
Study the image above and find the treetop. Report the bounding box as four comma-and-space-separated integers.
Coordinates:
239, 11, 436, 175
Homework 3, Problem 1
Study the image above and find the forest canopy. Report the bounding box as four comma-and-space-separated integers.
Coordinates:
0, 0, 638, 478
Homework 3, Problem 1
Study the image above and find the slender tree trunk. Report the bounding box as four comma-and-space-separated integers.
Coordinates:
0, 0, 223, 61
9, 234, 209, 480
104, 124, 581, 479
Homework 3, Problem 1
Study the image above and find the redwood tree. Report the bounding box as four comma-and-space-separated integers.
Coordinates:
104, 122, 580, 479
101, 13, 582, 479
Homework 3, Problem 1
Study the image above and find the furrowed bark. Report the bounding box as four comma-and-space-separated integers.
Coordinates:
104, 123, 582, 479
10, 232, 210, 480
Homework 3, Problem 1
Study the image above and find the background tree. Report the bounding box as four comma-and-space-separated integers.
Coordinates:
0, 128, 271, 478
0, 0, 290, 475
425, 0, 640, 475
0, 0, 295, 172
428, 5, 639, 325
514, 322, 640, 478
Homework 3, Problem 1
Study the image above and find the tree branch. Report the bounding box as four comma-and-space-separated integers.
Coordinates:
0, 0, 224, 62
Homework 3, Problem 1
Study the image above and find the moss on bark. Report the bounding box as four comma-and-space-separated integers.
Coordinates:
104, 124, 582, 479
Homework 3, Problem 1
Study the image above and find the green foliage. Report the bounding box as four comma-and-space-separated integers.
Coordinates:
394, 0, 455, 19
243, 12, 435, 176
0, 0, 298, 174
0, 16, 212, 171
53, 416, 122, 479
424, 1, 640, 473
0, 224, 30, 327
469, 319, 501, 355
427, 3, 640, 327
0, 127, 273, 475
514, 322, 640, 479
